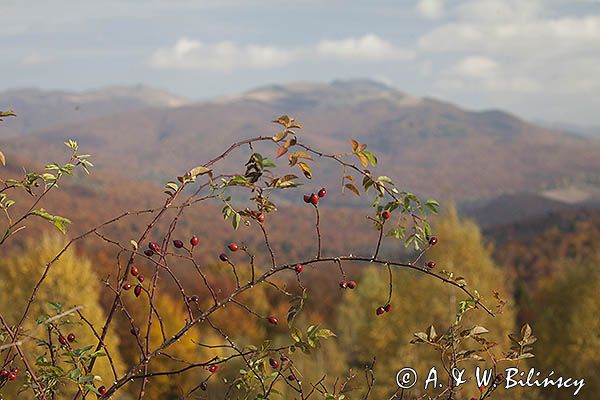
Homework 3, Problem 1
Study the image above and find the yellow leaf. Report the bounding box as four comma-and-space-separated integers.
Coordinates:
0, 150, 5, 166
356, 152, 369, 167
351, 139, 359, 152
283, 137, 296, 149
298, 162, 312, 179
272, 130, 288, 142
290, 151, 313, 161
272, 115, 292, 127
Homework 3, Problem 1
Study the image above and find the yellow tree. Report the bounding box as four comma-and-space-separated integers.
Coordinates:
533, 253, 600, 400
335, 206, 517, 398
0, 233, 124, 399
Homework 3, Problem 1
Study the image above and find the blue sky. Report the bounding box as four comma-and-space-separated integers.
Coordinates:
2, 0, 600, 125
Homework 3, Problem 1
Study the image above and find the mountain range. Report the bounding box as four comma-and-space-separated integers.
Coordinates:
1, 79, 599, 211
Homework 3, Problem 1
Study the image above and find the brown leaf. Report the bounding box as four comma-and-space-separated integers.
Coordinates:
277, 146, 288, 158
344, 183, 360, 196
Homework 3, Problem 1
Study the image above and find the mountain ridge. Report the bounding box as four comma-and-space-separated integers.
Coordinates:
2, 79, 599, 203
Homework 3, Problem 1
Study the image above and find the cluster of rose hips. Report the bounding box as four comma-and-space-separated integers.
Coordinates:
339, 279, 357, 289
303, 187, 326, 206
122, 263, 145, 298
269, 355, 297, 381
58, 332, 77, 346
0, 367, 19, 382
376, 303, 393, 316
218, 241, 240, 262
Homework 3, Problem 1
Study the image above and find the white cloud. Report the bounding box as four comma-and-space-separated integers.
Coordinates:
417, 1, 600, 97
150, 34, 412, 71
316, 34, 414, 61
415, 0, 445, 20
456, 0, 543, 23
454, 56, 497, 79
149, 37, 294, 71
443, 55, 539, 93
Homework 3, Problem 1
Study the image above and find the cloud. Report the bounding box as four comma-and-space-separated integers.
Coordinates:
149, 37, 295, 71
149, 34, 413, 71
417, 1, 600, 96
442, 55, 539, 93
454, 55, 497, 79
415, 0, 445, 20
316, 34, 414, 61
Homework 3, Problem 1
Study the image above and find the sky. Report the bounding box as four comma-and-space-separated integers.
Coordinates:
2, 0, 600, 126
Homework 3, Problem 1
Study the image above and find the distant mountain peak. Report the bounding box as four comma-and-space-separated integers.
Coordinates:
218, 79, 422, 109
64, 85, 190, 108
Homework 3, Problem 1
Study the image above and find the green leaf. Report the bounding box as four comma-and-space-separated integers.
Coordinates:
232, 213, 241, 230
29, 209, 72, 234
362, 150, 378, 166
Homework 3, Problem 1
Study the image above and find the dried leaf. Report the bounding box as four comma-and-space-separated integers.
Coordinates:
344, 183, 360, 196
277, 146, 288, 158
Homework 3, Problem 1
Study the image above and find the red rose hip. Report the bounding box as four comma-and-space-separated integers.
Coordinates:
190, 236, 199, 247
318, 187, 326, 198
228, 243, 239, 252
